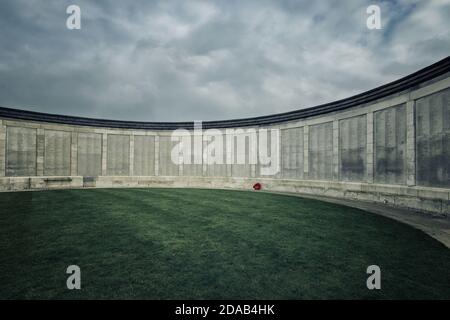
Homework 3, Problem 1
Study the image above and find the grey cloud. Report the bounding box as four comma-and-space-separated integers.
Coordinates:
0, 0, 449, 122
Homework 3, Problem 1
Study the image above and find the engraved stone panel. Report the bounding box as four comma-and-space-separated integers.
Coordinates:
159, 136, 179, 176
134, 135, 155, 176
309, 122, 333, 180
0, 125, 5, 177
230, 133, 252, 177
183, 135, 203, 176
339, 115, 367, 181
374, 104, 406, 185
256, 129, 279, 178
205, 132, 228, 177
77, 132, 102, 177
6, 126, 37, 176
44, 130, 71, 176
416, 88, 450, 188
281, 127, 304, 179
107, 134, 130, 176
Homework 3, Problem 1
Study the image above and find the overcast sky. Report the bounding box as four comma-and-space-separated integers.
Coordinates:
0, 0, 449, 122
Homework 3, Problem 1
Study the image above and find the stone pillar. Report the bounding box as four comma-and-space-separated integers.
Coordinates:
155, 135, 159, 176
332, 120, 339, 180
101, 133, 107, 176
193, 129, 204, 177
251, 131, 257, 178
179, 148, 183, 176
366, 112, 374, 183
70, 132, 78, 176
406, 101, 416, 186
303, 125, 309, 179
276, 127, 281, 179
202, 139, 207, 176
227, 163, 232, 177
129, 135, 134, 176
36, 128, 45, 176
226, 134, 232, 177
0, 121, 5, 177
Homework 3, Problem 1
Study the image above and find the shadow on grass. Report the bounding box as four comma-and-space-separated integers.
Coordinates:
0, 188, 449, 299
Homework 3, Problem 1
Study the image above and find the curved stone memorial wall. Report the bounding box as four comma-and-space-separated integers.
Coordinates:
1, 57, 450, 216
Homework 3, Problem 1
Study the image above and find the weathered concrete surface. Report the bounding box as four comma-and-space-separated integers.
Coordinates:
309, 122, 333, 180
44, 130, 71, 176
230, 133, 251, 178
339, 115, 366, 182
205, 131, 228, 177
0, 121, 6, 177
406, 101, 416, 186
374, 104, 407, 185
303, 125, 309, 178
158, 136, 179, 176
366, 112, 374, 183
77, 132, 102, 176
107, 134, 130, 176
133, 135, 155, 176
281, 127, 304, 179
101, 133, 107, 176
129, 135, 134, 176
416, 87, 450, 188
6, 126, 36, 176
70, 132, 77, 176
182, 135, 203, 177
36, 128, 44, 176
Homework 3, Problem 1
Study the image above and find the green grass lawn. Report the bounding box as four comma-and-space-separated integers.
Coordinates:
0, 188, 449, 299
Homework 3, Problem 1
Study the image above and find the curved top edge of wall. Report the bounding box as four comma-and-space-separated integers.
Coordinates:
1, 56, 450, 130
